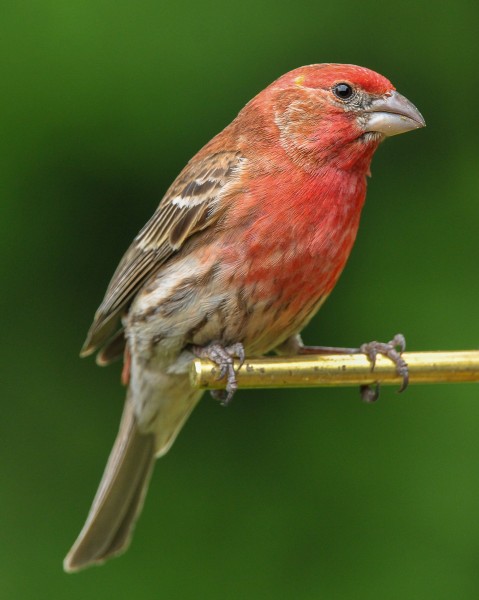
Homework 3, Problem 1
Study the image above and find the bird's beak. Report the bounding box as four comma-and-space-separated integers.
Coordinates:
364, 90, 425, 137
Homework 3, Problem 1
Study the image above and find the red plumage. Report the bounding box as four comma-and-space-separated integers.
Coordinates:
65, 64, 424, 572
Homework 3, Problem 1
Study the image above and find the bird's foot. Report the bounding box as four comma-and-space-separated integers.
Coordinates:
291, 333, 408, 402
358, 334, 408, 401
192, 342, 245, 405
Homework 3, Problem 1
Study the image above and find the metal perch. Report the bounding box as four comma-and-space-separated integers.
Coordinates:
191, 351, 479, 391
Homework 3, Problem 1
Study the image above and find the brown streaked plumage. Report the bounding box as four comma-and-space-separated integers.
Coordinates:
81, 150, 246, 359
65, 64, 424, 572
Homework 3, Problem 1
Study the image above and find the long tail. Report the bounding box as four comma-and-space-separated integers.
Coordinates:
63, 399, 155, 573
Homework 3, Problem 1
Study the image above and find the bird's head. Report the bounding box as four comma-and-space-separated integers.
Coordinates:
265, 63, 425, 173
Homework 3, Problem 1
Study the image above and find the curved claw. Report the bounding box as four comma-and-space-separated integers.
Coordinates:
397, 366, 409, 394
211, 383, 238, 406
360, 383, 380, 403
232, 344, 246, 371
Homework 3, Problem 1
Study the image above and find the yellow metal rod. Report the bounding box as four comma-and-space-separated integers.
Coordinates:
191, 351, 479, 390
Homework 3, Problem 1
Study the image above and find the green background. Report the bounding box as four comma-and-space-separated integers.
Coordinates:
2, 0, 479, 598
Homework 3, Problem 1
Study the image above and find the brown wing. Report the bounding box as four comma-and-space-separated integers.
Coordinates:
81, 150, 246, 358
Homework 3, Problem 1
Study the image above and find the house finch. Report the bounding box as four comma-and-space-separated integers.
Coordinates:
64, 63, 425, 572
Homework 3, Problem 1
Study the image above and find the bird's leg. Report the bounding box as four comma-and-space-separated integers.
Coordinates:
192, 342, 245, 405
276, 333, 408, 402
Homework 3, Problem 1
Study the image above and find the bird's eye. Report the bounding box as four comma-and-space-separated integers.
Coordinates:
332, 83, 354, 101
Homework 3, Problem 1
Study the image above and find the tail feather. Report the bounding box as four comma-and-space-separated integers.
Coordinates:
63, 399, 155, 573
94, 437, 154, 562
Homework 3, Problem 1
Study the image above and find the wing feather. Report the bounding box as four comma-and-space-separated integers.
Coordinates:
81, 150, 245, 357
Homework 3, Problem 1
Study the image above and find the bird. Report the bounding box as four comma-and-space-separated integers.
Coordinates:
64, 63, 425, 572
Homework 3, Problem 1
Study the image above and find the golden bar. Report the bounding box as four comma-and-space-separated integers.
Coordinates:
191, 351, 479, 390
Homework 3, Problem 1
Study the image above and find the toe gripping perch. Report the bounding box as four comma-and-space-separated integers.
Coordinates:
191, 335, 420, 403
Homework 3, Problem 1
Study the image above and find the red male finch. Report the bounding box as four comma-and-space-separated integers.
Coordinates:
64, 63, 425, 572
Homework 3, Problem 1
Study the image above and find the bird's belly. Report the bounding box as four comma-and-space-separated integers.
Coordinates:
127, 227, 350, 361
226, 263, 330, 354
183, 247, 334, 354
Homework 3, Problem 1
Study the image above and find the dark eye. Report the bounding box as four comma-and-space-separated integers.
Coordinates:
333, 83, 354, 101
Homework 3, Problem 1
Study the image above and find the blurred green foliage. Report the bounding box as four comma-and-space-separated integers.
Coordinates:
1, 0, 479, 598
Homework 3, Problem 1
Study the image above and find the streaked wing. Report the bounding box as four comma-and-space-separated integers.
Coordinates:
81, 150, 246, 356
